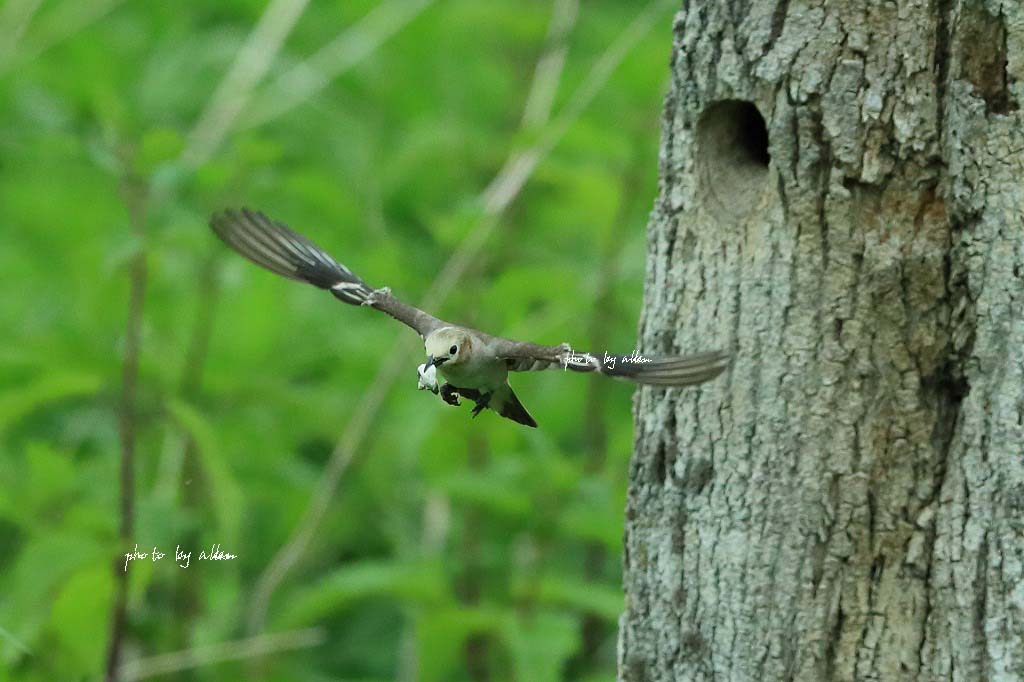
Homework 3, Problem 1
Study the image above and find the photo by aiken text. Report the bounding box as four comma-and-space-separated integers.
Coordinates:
561, 348, 653, 371
123, 543, 238, 571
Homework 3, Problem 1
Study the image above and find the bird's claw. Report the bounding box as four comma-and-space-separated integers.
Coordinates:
440, 383, 462, 406
364, 286, 393, 307
470, 392, 492, 418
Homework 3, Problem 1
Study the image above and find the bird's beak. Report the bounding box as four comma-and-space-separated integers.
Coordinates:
425, 355, 448, 369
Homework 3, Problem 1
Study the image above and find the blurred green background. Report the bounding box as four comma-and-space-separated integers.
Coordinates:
0, 0, 675, 679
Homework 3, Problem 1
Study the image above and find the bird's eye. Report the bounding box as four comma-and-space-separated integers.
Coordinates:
449, 345, 458, 355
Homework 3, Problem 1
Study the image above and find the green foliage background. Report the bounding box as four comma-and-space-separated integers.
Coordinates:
0, 0, 674, 679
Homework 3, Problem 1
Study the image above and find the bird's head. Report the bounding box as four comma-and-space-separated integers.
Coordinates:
424, 328, 470, 369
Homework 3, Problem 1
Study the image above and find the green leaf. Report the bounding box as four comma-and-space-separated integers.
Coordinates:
0, 532, 103, 662
416, 606, 509, 682
138, 126, 184, 171
501, 611, 580, 682
0, 371, 102, 433
558, 502, 624, 550
165, 398, 243, 543
276, 560, 447, 629
49, 566, 114, 673
23, 441, 76, 514
437, 471, 532, 518
534, 576, 624, 621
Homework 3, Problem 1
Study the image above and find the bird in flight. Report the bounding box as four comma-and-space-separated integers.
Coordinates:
210, 209, 729, 428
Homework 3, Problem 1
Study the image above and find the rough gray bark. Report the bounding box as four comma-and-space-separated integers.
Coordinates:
620, 2, 1024, 681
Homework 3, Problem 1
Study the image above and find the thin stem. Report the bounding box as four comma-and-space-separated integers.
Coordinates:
0, 0, 130, 76
119, 629, 324, 680
0, 0, 43, 68
460, 432, 490, 682
180, 0, 312, 168
180, 251, 221, 397
104, 151, 150, 682
172, 251, 221, 658
239, 0, 437, 130
521, 0, 578, 129
0, 624, 31, 657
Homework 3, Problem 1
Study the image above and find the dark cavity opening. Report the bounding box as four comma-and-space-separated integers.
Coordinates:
696, 100, 771, 220
735, 101, 770, 165
703, 100, 769, 167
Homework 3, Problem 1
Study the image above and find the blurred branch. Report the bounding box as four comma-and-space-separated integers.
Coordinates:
104, 150, 150, 682
0, 0, 43, 68
173, 251, 221, 656
481, 0, 674, 215
521, 0, 577, 129
460, 433, 490, 682
421, 0, 673, 300
119, 628, 325, 680
180, 0, 312, 169
245, 0, 673, 635
180, 252, 222, 396
397, 492, 451, 682
184, 0, 430, 166
0, 623, 31, 657
0, 0, 129, 75
239, 0, 437, 130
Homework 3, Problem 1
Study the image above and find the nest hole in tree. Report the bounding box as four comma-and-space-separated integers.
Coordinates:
696, 100, 770, 220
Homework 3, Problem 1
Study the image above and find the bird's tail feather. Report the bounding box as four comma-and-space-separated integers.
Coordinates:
210, 208, 374, 306
581, 349, 731, 387
494, 384, 537, 428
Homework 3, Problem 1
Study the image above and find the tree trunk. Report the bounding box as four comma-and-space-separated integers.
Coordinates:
620, 2, 1024, 681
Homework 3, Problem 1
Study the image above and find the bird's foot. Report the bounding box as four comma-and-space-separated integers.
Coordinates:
364, 286, 393, 307
471, 392, 493, 418
440, 383, 462, 406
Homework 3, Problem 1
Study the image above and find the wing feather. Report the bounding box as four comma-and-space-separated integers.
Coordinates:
210, 208, 446, 337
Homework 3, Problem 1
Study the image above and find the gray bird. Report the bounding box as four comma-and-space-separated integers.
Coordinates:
210, 209, 729, 427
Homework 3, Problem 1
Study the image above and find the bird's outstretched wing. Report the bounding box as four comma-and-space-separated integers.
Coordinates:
489, 338, 730, 387
210, 208, 446, 338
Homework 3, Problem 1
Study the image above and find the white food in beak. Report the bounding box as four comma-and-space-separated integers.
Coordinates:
417, 362, 440, 393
